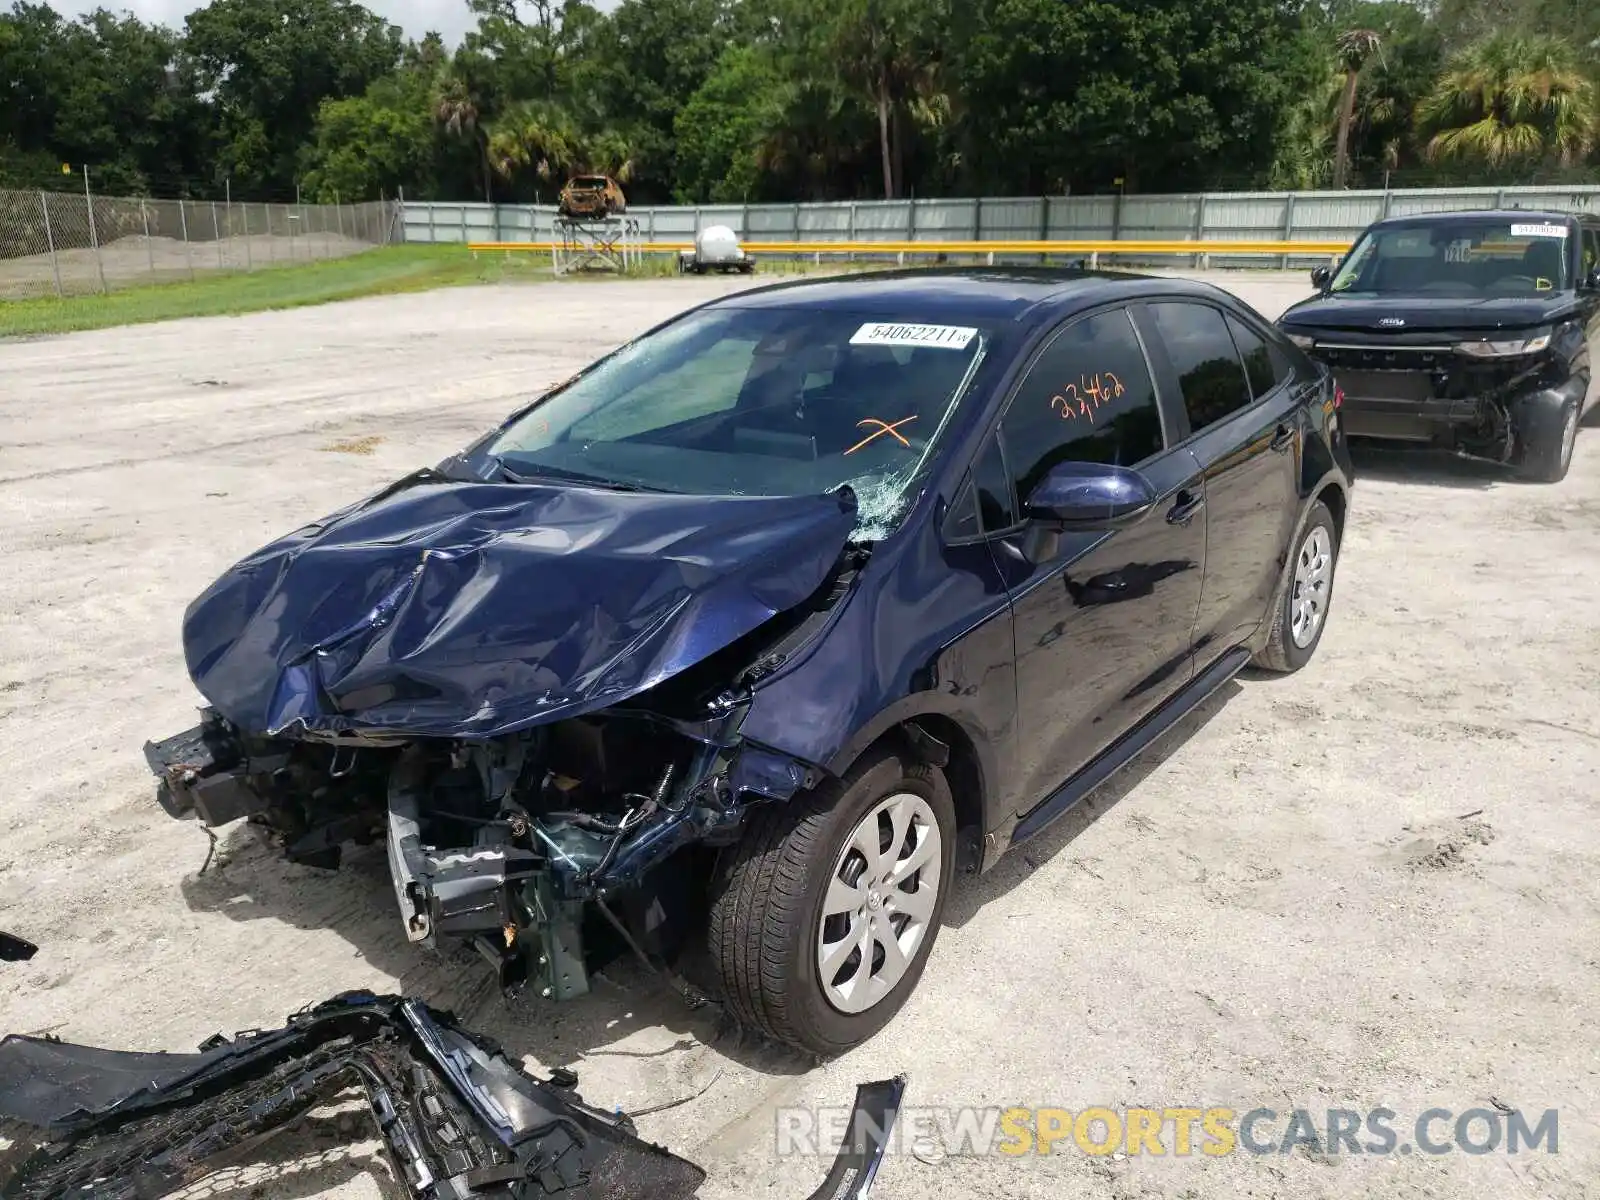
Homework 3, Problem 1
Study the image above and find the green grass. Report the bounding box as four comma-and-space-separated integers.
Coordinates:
0, 245, 556, 337
0, 244, 890, 338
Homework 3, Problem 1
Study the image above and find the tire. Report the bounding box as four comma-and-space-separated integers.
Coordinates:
1516, 400, 1578, 484
1253, 499, 1340, 674
707, 745, 955, 1056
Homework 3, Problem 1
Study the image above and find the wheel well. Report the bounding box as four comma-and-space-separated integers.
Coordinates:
883, 715, 985, 838
1316, 482, 1347, 546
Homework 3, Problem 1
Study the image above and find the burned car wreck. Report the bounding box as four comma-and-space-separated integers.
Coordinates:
0, 989, 907, 1199
148, 470, 863, 1006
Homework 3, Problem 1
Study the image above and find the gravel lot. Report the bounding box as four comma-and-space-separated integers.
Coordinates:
2, 271, 1598, 1200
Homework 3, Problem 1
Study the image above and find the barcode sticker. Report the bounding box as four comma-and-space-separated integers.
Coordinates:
851, 322, 979, 350
1511, 223, 1568, 239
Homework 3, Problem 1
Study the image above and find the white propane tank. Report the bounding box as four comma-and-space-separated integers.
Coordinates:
695, 224, 743, 264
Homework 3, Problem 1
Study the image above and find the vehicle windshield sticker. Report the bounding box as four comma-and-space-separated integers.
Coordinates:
850, 322, 978, 350
1511, 223, 1568, 239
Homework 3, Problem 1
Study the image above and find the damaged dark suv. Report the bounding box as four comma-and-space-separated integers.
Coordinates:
148, 269, 1352, 1056
1279, 209, 1600, 482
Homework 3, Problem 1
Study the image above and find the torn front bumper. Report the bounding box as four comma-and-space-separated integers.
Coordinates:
0, 985, 908, 1200
0, 991, 706, 1200
146, 703, 822, 1007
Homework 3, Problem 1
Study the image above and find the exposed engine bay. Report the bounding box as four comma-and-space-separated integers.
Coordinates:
144, 471, 868, 1005
147, 669, 833, 1004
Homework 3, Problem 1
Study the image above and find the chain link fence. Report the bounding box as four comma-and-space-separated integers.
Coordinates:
0, 185, 403, 300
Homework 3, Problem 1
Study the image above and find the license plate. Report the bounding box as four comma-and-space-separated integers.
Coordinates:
1333, 370, 1435, 402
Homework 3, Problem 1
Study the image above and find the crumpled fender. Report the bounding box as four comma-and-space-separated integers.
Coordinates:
182, 473, 858, 738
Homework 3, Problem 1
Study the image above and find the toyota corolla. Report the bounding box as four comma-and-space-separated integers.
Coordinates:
147, 269, 1353, 1056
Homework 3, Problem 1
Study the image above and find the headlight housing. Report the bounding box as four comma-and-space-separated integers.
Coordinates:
1455, 330, 1552, 358
1285, 332, 1316, 349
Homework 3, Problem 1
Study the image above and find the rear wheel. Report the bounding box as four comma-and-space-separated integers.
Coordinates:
1517, 400, 1579, 483
707, 746, 954, 1056
1254, 500, 1339, 674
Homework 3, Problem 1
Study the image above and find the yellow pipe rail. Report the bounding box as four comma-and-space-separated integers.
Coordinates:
467, 238, 1351, 256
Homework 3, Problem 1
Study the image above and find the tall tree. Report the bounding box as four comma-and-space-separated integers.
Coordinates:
184, 0, 403, 196
948, 0, 1304, 194
1332, 29, 1382, 188
0, 3, 211, 194
301, 70, 438, 202
434, 72, 492, 202
827, 0, 942, 199
1416, 33, 1597, 171
574, 0, 732, 200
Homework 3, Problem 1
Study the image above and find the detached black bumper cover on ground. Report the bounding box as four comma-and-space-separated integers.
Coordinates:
0, 989, 906, 1200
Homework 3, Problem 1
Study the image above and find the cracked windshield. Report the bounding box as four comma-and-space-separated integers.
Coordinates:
487, 307, 987, 534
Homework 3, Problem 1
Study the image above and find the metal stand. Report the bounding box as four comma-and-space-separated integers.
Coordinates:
553, 216, 640, 274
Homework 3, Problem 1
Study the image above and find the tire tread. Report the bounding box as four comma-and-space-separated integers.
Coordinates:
708, 749, 949, 1053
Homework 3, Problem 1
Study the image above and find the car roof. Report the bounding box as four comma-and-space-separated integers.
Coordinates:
1368, 208, 1580, 230
706, 266, 1239, 327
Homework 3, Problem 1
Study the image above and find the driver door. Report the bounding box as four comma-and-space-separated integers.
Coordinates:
985, 305, 1207, 814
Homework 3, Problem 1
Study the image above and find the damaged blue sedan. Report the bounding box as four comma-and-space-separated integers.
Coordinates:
147, 269, 1353, 1056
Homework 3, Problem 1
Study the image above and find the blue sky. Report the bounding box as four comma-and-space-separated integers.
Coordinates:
42, 0, 619, 44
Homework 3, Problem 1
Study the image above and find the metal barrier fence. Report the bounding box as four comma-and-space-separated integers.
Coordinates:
404, 183, 1600, 268
0, 187, 403, 300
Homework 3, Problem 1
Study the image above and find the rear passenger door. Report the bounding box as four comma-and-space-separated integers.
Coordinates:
1137, 301, 1302, 661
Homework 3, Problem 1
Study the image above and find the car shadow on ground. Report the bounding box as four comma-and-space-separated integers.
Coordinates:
1348, 440, 1511, 489
179, 826, 817, 1081
943, 679, 1242, 927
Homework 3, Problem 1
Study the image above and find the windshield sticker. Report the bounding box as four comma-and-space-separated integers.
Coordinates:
844, 415, 918, 455
850, 322, 978, 350
1511, 223, 1568, 239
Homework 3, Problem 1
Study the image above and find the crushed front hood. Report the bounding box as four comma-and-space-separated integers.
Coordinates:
182, 472, 858, 739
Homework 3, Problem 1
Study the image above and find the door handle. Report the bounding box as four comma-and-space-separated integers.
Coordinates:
1167, 490, 1205, 526
1270, 423, 1295, 452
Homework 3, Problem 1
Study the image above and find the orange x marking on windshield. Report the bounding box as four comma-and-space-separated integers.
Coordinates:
844, 416, 917, 455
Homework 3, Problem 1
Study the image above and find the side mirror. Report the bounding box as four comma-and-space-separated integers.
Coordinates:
1024, 462, 1157, 531
1310, 265, 1332, 290
1582, 267, 1600, 292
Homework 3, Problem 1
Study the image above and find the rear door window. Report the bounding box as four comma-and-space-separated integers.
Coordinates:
1148, 302, 1253, 433
1225, 314, 1281, 401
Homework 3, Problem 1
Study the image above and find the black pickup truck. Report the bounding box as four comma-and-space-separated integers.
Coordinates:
1278, 209, 1600, 482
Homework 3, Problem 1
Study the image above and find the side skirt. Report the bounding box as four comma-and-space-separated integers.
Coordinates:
1009, 646, 1251, 847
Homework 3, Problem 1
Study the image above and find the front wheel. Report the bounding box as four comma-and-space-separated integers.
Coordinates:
1254, 500, 1340, 674
1516, 400, 1579, 484
707, 746, 955, 1056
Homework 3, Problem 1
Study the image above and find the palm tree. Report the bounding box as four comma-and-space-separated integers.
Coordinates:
1271, 79, 1339, 190
486, 101, 580, 186
1333, 29, 1383, 189
581, 130, 637, 185
434, 72, 492, 203
830, 0, 936, 199
1416, 34, 1598, 170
